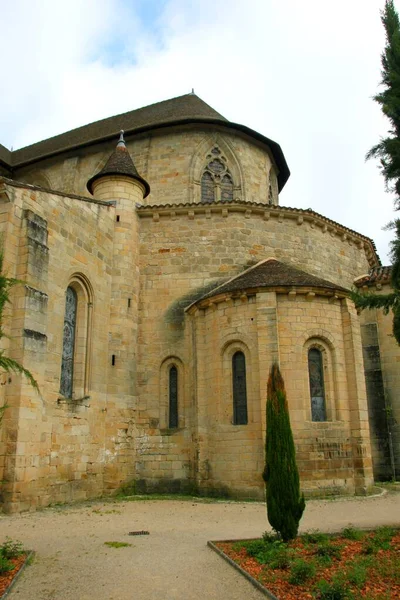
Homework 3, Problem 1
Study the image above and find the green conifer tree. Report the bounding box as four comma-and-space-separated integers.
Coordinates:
262, 363, 305, 542
351, 0, 400, 343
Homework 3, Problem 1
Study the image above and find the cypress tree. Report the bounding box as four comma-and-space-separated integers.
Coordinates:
351, 1, 400, 343
262, 363, 305, 542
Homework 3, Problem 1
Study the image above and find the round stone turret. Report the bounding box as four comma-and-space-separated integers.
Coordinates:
87, 131, 150, 199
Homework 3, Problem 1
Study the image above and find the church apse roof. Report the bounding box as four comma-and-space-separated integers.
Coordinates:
3, 94, 290, 191
191, 258, 349, 307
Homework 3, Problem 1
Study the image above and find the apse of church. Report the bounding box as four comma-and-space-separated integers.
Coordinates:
0, 94, 398, 512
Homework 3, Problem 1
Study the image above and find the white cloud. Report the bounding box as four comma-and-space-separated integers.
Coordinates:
0, 0, 397, 261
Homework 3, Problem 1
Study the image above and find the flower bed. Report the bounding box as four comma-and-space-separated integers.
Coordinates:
0, 539, 32, 599
211, 527, 400, 599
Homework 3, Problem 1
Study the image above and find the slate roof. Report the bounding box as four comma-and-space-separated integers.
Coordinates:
0, 144, 11, 167
355, 265, 392, 287
87, 136, 150, 197
3, 94, 290, 191
197, 258, 348, 303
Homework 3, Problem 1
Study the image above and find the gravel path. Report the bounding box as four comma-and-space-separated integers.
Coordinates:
1, 490, 399, 600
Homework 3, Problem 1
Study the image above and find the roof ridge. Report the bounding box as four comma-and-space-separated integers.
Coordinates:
192, 257, 277, 303
187, 258, 349, 309
9, 93, 226, 155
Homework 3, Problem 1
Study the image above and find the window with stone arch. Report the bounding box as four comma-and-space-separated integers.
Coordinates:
305, 338, 336, 422
160, 357, 184, 430
59, 275, 93, 399
232, 351, 248, 425
308, 347, 327, 421
169, 365, 178, 428
201, 147, 234, 204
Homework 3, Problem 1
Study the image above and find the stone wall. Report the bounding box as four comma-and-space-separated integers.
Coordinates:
134, 206, 375, 497
0, 180, 141, 511
360, 288, 400, 481
14, 126, 278, 207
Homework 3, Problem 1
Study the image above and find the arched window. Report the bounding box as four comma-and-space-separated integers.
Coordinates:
169, 365, 178, 428
232, 351, 248, 425
59, 275, 93, 399
201, 147, 234, 204
60, 287, 77, 397
308, 348, 327, 421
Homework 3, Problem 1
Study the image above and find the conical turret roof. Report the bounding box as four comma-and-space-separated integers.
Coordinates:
87, 131, 150, 197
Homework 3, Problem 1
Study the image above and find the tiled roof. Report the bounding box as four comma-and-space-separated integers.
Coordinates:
354, 265, 392, 287
198, 258, 348, 302
3, 94, 290, 191
0, 144, 11, 166
87, 137, 150, 197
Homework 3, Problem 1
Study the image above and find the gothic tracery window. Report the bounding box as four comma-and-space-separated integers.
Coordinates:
308, 348, 327, 421
232, 351, 248, 425
201, 147, 234, 204
60, 286, 77, 397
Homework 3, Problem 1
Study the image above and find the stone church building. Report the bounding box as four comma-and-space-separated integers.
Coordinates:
0, 94, 398, 512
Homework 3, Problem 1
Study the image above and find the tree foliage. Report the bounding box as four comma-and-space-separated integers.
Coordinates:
0, 250, 39, 423
367, 0, 400, 205
351, 1, 400, 344
262, 363, 305, 542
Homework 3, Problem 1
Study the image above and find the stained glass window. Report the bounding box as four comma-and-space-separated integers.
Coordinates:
221, 174, 233, 202
201, 172, 214, 204
232, 351, 248, 425
169, 366, 178, 428
308, 348, 327, 421
60, 286, 77, 397
208, 159, 225, 174
200, 147, 234, 204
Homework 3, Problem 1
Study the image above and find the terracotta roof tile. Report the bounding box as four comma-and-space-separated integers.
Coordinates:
355, 265, 392, 287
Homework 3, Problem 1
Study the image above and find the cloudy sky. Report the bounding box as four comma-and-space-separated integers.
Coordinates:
0, 0, 397, 263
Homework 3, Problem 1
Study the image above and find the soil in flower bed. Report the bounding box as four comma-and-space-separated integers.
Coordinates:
0, 553, 29, 598
216, 527, 400, 599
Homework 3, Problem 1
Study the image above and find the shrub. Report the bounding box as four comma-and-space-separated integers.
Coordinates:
346, 561, 368, 588
341, 527, 365, 541
268, 545, 295, 570
288, 558, 316, 584
0, 555, 14, 575
314, 578, 352, 600
315, 542, 342, 560
0, 538, 24, 559
302, 531, 330, 544
242, 539, 294, 568
361, 527, 395, 555
262, 531, 280, 545
263, 363, 305, 542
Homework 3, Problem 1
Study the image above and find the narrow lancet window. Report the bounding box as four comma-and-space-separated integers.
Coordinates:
221, 174, 233, 202
308, 348, 327, 421
60, 286, 77, 397
169, 365, 178, 428
201, 172, 214, 204
232, 351, 248, 425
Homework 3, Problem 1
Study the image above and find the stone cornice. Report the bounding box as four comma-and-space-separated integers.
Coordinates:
137, 200, 380, 267
186, 286, 347, 315
0, 176, 111, 207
